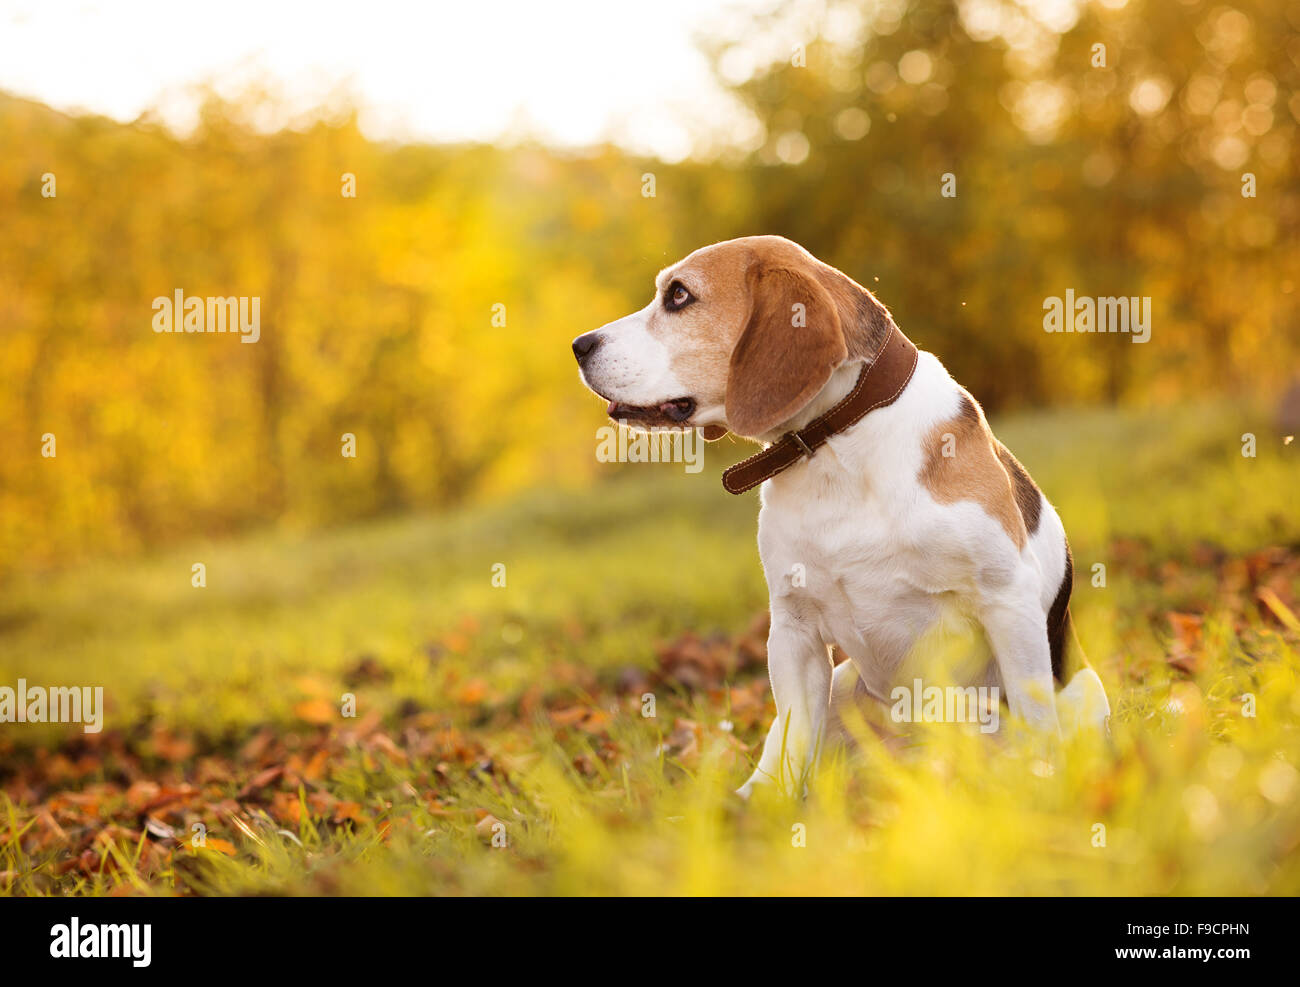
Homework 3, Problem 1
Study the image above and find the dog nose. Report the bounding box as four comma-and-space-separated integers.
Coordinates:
572, 331, 602, 364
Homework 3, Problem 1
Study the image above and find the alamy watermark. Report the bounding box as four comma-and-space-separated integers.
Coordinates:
890, 678, 1000, 734
152, 290, 260, 343
50, 918, 150, 967
1043, 290, 1151, 343
0, 679, 104, 733
596, 423, 704, 474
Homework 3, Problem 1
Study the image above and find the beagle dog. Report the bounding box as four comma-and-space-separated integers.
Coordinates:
572, 235, 1110, 797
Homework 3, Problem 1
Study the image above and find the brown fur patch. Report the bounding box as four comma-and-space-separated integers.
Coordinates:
724, 265, 848, 436
810, 264, 896, 361
660, 244, 753, 401
660, 237, 899, 434
995, 442, 1043, 536
919, 391, 1027, 548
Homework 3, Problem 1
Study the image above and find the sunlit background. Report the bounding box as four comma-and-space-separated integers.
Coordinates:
0, 0, 748, 159
2, 0, 1297, 573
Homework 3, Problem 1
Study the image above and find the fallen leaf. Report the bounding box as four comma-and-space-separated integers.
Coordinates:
293, 699, 336, 725
143, 816, 176, 841
333, 801, 363, 824
238, 765, 284, 798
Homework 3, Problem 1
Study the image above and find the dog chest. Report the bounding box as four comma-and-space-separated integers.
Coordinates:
759, 496, 948, 655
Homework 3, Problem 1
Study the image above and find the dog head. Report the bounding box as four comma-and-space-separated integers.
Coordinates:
572, 235, 894, 439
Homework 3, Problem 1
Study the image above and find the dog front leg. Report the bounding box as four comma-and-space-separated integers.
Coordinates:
978, 589, 1061, 737
737, 614, 833, 799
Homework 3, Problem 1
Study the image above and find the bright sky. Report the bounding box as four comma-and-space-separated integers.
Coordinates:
0, 0, 769, 160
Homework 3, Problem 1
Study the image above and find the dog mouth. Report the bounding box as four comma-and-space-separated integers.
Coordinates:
605, 396, 696, 427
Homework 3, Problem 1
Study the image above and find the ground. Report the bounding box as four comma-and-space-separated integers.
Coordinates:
2, 401, 1298, 895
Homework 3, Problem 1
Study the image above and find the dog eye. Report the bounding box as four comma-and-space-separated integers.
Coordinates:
665, 282, 694, 311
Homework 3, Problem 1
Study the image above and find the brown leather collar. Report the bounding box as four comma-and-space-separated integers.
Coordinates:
721, 325, 919, 494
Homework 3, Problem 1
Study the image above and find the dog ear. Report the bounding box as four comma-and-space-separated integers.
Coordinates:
724, 265, 848, 438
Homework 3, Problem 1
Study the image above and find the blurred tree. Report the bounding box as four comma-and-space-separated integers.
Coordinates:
1, 0, 1295, 576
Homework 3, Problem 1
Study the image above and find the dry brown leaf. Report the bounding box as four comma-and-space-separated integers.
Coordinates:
238, 765, 284, 798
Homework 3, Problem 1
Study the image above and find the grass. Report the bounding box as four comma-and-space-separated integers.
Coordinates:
1, 399, 1298, 895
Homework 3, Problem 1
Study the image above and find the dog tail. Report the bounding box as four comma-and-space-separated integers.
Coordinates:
1057, 652, 1111, 737
1044, 539, 1110, 734
1067, 608, 1093, 669
1056, 595, 1112, 735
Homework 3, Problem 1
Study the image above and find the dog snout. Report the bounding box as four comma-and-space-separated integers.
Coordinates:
571, 331, 603, 366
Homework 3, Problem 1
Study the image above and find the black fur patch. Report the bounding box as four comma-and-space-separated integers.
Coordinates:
855, 290, 895, 358
996, 442, 1043, 536
1047, 543, 1073, 682
955, 390, 981, 429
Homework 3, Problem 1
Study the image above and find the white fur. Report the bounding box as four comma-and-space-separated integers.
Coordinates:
578, 302, 689, 409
